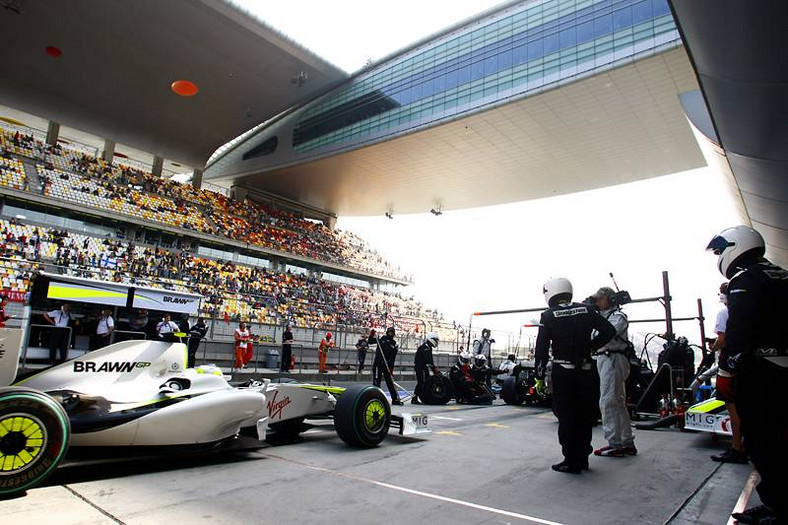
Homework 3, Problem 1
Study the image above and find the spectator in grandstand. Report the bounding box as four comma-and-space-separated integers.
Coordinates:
280, 324, 293, 373
43, 303, 72, 364
0, 295, 11, 327
91, 307, 115, 350
187, 317, 208, 368
156, 313, 180, 342
233, 321, 252, 371
318, 332, 333, 373
356, 330, 370, 373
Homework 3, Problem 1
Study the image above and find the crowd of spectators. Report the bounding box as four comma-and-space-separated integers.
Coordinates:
0, 218, 446, 332
0, 127, 408, 281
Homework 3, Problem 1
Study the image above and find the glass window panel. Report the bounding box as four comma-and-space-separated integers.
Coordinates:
498, 48, 513, 70
577, 20, 594, 43
613, 6, 632, 30
471, 60, 485, 81
652, 0, 671, 17
458, 65, 471, 85
483, 55, 497, 75
594, 13, 613, 37
632, 0, 652, 24
544, 33, 560, 54
560, 27, 577, 48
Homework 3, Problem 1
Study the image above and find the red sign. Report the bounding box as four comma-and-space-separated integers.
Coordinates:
2, 290, 26, 303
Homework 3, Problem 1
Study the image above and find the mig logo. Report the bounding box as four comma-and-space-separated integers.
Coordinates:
73, 361, 152, 373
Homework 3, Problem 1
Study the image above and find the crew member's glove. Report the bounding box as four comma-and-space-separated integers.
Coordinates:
690, 378, 701, 394
534, 378, 546, 395
715, 371, 735, 400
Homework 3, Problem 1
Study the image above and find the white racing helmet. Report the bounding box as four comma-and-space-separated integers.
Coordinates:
458, 352, 471, 366
543, 277, 573, 307
706, 226, 765, 278
425, 332, 439, 348
473, 353, 487, 367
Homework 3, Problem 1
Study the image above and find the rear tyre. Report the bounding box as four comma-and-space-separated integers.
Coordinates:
335, 385, 390, 448
421, 375, 453, 405
0, 387, 70, 496
502, 376, 526, 405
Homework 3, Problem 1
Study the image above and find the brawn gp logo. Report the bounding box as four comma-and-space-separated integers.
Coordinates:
73, 361, 151, 373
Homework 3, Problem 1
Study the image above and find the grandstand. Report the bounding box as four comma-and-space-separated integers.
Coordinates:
0, 122, 463, 372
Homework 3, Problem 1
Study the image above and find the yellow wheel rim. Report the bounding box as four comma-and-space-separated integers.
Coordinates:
0, 414, 46, 474
364, 399, 386, 433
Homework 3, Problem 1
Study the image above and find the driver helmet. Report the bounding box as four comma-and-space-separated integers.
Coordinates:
706, 225, 765, 278
543, 277, 573, 307
425, 332, 439, 348
473, 353, 487, 368
458, 352, 471, 366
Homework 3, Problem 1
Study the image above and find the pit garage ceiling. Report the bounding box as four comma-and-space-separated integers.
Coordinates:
0, 0, 347, 167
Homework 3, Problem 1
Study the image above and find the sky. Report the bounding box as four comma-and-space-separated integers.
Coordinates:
234, 0, 744, 345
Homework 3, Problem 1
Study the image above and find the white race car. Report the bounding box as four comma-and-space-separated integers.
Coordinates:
0, 329, 428, 496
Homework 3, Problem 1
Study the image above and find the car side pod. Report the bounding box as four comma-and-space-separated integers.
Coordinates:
0, 387, 71, 498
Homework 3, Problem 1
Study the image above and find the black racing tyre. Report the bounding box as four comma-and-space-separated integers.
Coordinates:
502, 376, 526, 405
269, 417, 306, 438
335, 385, 390, 448
0, 387, 70, 496
421, 375, 453, 405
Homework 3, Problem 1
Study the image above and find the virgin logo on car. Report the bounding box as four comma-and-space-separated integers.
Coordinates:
267, 390, 292, 420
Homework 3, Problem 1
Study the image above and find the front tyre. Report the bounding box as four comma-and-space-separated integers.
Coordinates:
335, 385, 390, 448
0, 387, 70, 496
502, 376, 526, 405
421, 375, 453, 405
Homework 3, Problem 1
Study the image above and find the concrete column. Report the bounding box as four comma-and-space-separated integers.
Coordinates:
102, 139, 115, 163
231, 186, 248, 202
192, 169, 203, 189
324, 216, 337, 229
151, 155, 164, 176
45, 121, 60, 147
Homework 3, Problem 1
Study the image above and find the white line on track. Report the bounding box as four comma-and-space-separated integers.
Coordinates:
726, 469, 759, 525
430, 415, 463, 421
259, 451, 563, 525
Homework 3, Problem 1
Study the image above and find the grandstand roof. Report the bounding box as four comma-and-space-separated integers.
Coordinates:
0, 0, 347, 168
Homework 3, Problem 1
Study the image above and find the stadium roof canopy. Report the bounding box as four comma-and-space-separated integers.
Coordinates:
0, 0, 347, 168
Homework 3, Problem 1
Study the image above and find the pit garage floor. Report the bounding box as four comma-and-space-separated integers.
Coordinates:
5, 383, 755, 525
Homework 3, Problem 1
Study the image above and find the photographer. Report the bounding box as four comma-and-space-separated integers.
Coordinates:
592, 287, 636, 458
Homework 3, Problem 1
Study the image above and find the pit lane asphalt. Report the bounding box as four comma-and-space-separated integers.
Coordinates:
5, 382, 753, 525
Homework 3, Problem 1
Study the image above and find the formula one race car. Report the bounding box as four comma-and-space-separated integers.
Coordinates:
501, 363, 552, 407
0, 329, 428, 496
683, 397, 733, 437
